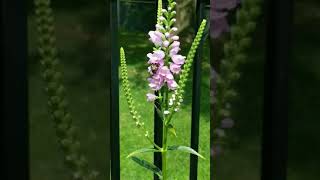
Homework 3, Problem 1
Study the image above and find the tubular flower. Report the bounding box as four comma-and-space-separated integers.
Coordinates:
146, 0, 188, 97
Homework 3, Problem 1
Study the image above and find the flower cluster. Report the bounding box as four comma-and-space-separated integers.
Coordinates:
146, 1, 186, 101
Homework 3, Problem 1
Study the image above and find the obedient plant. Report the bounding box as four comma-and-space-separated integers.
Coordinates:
120, 0, 207, 179
34, 0, 98, 179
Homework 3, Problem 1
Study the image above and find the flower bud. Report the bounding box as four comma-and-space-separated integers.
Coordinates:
163, 41, 170, 47
171, 36, 179, 41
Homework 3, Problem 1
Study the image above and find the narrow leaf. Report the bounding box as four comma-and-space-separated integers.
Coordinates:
168, 145, 205, 159
167, 124, 177, 137
127, 148, 161, 158
130, 156, 163, 179
154, 104, 164, 121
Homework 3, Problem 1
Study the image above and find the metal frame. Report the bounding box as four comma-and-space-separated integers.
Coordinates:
261, 0, 291, 179
2, 0, 29, 180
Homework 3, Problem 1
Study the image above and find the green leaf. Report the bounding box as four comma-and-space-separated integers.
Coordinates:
127, 148, 161, 158
154, 105, 164, 121
168, 145, 205, 159
130, 156, 163, 179
167, 124, 177, 137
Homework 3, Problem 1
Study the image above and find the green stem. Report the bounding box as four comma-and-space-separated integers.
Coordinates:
162, 87, 169, 179
162, 120, 168, 180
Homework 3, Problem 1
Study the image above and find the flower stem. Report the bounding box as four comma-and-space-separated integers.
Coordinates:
162, 121, 168, 180
162, 87, 169, 179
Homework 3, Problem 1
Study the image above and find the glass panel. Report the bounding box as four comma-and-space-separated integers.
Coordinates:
28, 1, 108, 179
288, 0, 320, 179
211, 0, 264, 179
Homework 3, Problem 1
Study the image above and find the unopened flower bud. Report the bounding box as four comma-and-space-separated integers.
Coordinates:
172, 27, 178, 32
172, 36, 179, 41
163, 41, 170, 47
156, 24, 163, 29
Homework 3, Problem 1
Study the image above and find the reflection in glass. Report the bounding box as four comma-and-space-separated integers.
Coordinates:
29, 1, 108, 179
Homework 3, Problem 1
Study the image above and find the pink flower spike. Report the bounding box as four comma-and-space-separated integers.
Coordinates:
146, 93, 158, 101
148, 31, 163, 46
148, 66, 153, 74
147, 50, 165, 65
159, 66, 171, 77
167, 80, 178, 90
166, 72, 174, 80
170, 47, 180, 56
170, 63, 182, 74
153, 50, 165, 59
148, 77, 163, 91
171, 41, 180, 48
171, 55, 185, 65
163, 41, 170, 47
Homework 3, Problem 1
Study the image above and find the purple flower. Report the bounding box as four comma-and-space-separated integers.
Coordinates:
171, 54, 185, 65
169, 63, 182, 74
170, 47, 181, 56
148, 75, 164, 91
146, 93, 158, 101
167, 79, 178, 90
171, 41, 180, 48
147, 50, 165, 65
148, 31, 164, 46
159, 66, 174, 81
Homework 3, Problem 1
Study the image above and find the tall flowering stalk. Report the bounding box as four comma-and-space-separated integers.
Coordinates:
120, 0, 207, 179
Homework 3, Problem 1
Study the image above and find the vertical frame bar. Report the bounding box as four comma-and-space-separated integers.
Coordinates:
154, 91, 163, 180
153, 0, 168, 180
262, 0, 292, 179
110, 0, 120, 179
107, 0, 112, 179
154, 1, 167, 179
2, 0, 29, 180
209, 1, 219, 179
190, 0, 205, 179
